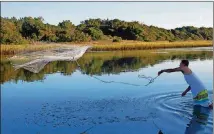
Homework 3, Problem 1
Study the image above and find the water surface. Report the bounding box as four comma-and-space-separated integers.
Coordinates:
1, 48, 213, 134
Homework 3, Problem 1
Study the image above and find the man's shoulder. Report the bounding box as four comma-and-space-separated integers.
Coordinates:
181, 67, 192, 74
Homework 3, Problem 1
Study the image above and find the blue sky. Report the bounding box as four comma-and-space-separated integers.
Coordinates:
1, 2, 213, 29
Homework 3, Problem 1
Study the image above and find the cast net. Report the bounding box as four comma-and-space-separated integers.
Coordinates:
9, 45, 91, 73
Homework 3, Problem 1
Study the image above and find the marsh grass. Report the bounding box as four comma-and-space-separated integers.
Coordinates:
1, 44, 59, 55
90, 40, 212, 51
1, 41, 212, 55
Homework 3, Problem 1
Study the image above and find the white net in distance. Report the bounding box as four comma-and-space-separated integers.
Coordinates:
9, 45, 91, 73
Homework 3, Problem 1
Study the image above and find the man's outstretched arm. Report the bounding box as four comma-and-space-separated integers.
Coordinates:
182, 86, 191, 96
158, 67, 182, 75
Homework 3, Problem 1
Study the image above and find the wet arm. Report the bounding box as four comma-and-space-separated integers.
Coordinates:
182, 86, 191, 96
161, 67, 182, 73
158, 67, 182, 75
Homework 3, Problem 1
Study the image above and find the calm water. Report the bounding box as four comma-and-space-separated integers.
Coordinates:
1, 48, 213, 134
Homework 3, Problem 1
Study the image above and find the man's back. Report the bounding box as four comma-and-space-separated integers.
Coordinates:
183, 71, 206, 98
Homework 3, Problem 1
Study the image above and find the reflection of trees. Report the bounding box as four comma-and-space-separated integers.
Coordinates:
0, 60, 77, 84
1, 50, 213, 84
101, 57, 141, 74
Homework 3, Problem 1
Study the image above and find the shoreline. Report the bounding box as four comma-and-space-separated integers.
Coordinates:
89, 46, 213, 53
91, 44, 212, 51
1, 41, 212, 55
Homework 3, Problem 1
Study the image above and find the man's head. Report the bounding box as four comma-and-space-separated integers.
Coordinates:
180, 60, 189, 67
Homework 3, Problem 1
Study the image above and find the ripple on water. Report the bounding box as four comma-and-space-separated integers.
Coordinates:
22, 91, 213, 133
142, 91, 213, 133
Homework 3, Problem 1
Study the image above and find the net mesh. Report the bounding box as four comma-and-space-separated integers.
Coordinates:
138, 74, 159, 86
9, 45, 91, 73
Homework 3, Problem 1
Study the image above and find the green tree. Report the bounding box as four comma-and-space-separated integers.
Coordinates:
0, 18, 25, 44
21, 17, 45, 41
1, 17, 213, 44
81, 19, 102, 28
86, 27, 104, 40
71, 30, 91, 42
56, 20, 75, 42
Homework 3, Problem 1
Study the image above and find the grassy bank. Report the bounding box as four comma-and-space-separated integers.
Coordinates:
1, 44, 59, 55
91, 40, 212, 51
1, 41, 212, 55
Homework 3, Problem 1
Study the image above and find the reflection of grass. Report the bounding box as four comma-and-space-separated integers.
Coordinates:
0, 50, 213, 84
79, 50, 213, 75
91, 41, 212, 51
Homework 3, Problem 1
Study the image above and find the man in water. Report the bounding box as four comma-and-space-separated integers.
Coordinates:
158, 60, 213, 109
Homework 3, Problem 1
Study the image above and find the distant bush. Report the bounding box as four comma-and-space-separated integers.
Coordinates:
86, 27, 104, 41
71, 30, 91, 42
169, 39, 176, 42
113, 36, 122, 42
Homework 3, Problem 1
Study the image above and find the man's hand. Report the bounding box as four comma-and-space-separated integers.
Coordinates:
158, 70, 163, 76
181, 91, 187, 97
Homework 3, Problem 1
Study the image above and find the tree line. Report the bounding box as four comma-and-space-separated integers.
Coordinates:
1, 17, 213, 44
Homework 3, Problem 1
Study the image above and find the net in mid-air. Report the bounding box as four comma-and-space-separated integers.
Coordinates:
9, 45, 91, 73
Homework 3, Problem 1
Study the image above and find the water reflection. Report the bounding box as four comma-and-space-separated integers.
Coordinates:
185, 105, 211, 134
1, 49, 213, 134
1, 50, 213, 84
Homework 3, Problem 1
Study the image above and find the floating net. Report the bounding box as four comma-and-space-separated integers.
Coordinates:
9, 45, 91, 73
